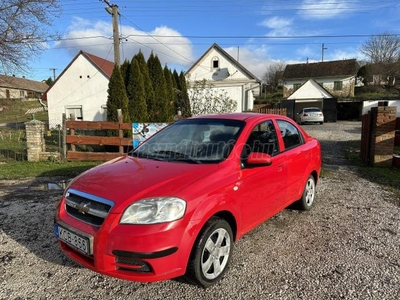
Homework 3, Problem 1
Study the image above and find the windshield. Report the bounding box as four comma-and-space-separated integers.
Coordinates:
131, 118, 245, 163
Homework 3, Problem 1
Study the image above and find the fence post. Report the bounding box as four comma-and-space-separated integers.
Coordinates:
25, 120, 45, 162
117, 109, 123, 155
370, 106, 397, 167
62, 113, 67, 160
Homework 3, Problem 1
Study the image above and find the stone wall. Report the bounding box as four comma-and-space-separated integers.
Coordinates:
25, 120, 60, 162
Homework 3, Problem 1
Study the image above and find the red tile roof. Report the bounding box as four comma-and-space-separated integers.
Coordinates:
82, 51, 114, 78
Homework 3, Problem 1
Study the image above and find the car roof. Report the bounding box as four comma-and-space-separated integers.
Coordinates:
189, 113, 285, 122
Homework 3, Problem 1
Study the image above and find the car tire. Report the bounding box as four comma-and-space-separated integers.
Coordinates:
186, 216, 233, 288
320, 122, 323, 125
296, 174, 316, 210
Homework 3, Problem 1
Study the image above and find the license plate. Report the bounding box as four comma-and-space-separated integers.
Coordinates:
55, 224, 91, 255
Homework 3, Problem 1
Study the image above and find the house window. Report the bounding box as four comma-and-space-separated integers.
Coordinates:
66, 105, 83, 120
293, 83, 302, 90
20, 90, 25, 98
334, 81, 343, 90
212, 57, 219, 69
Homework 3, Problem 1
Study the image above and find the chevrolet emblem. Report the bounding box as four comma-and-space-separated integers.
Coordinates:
77, 202, 91, 214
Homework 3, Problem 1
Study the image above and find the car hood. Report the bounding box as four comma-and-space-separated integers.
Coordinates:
68, 156, 220, 212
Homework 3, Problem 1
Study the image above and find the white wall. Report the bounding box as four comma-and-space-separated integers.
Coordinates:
47, 55, 109, 127
187, 48, 251, 82
186, 47, 259, 114
362, 100, 400, 117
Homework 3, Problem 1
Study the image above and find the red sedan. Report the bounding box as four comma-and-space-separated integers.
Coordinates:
54, 113, 321, 288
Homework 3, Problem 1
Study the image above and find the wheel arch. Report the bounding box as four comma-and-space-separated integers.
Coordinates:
310, 169, 319, 184
212, 210, 238, 241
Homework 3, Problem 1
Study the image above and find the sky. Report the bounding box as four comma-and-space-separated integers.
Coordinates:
25, 0, 400, 82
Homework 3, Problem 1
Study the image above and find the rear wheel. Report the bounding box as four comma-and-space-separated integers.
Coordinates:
186, 217, 233, 288
296, 175, 316, 210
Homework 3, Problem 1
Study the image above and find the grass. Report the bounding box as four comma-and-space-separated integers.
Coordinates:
358, 166, 400, 195
0, 161, 102, 180
344, 142, 400, 201
0, 98, 48, 124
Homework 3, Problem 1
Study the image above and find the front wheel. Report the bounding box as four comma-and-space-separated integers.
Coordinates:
296, 174, 316, 210
186, 217, 233, 288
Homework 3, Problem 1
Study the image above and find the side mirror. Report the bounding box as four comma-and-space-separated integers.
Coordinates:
246, 152, 272, 166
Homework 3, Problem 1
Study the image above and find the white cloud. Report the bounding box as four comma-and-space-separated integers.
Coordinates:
259, 16, 294, 36
55, 17, 194, 69
299, 0, 354, 20
224, 45, 272, 80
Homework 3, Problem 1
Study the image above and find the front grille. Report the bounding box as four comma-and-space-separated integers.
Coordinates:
65, 189, 114, 226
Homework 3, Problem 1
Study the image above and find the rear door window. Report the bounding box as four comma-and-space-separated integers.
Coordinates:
276, 120, 303, 150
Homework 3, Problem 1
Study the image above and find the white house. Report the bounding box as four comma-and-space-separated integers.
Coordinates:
46, 51, 114, 127
185, 43, 260, 113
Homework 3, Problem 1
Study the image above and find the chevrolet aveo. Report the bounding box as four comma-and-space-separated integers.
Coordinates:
54, 113, 321, 288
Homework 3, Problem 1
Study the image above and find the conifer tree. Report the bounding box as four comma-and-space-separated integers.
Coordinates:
163, 65, 175, 118
135, 51, 156, 121
147, 52, 171, 122
120, 59, 131, 89
127, 58, 148, 122
106, 65, 130, 123
179, 71, 192, 117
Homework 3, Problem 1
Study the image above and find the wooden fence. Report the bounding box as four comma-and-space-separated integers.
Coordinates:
64, 114, 132, 161
257, 107, 287, 116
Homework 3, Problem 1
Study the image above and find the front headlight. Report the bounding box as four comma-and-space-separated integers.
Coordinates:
120, 197, 186, 224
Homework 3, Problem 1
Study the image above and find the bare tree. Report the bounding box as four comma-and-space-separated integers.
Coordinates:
0, 0, 60, 74
189, 79, 236, 116
360, 33, 400, 63
360, 33, 400, 86
262, 61, 286, 92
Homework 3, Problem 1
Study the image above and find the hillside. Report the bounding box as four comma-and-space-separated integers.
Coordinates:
0, 99, 48, 125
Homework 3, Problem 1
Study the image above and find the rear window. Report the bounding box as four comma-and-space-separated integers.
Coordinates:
304, 108, 322, 113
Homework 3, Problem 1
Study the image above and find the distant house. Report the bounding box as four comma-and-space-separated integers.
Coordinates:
281, 59, 360, 121
185, 43, 261, 113
283, 59, 359, 98
285, 79, 337, 122
46, 50, 114, 127
0, 75, 48, 100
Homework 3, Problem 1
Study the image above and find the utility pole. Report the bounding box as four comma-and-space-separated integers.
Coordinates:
102, 0, 120, 66
49, 68, 57, 81
321, 43, 327, 62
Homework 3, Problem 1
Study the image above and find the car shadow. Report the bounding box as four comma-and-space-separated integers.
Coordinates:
0, 176, 81, 268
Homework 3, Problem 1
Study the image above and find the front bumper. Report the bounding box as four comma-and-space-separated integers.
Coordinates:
55, 203, 195, 282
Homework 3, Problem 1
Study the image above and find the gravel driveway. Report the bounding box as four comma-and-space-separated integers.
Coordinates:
1, 121, 399, 300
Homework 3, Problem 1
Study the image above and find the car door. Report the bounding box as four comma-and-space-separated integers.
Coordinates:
236, 120, 288, 233
276, 119, 311, 204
